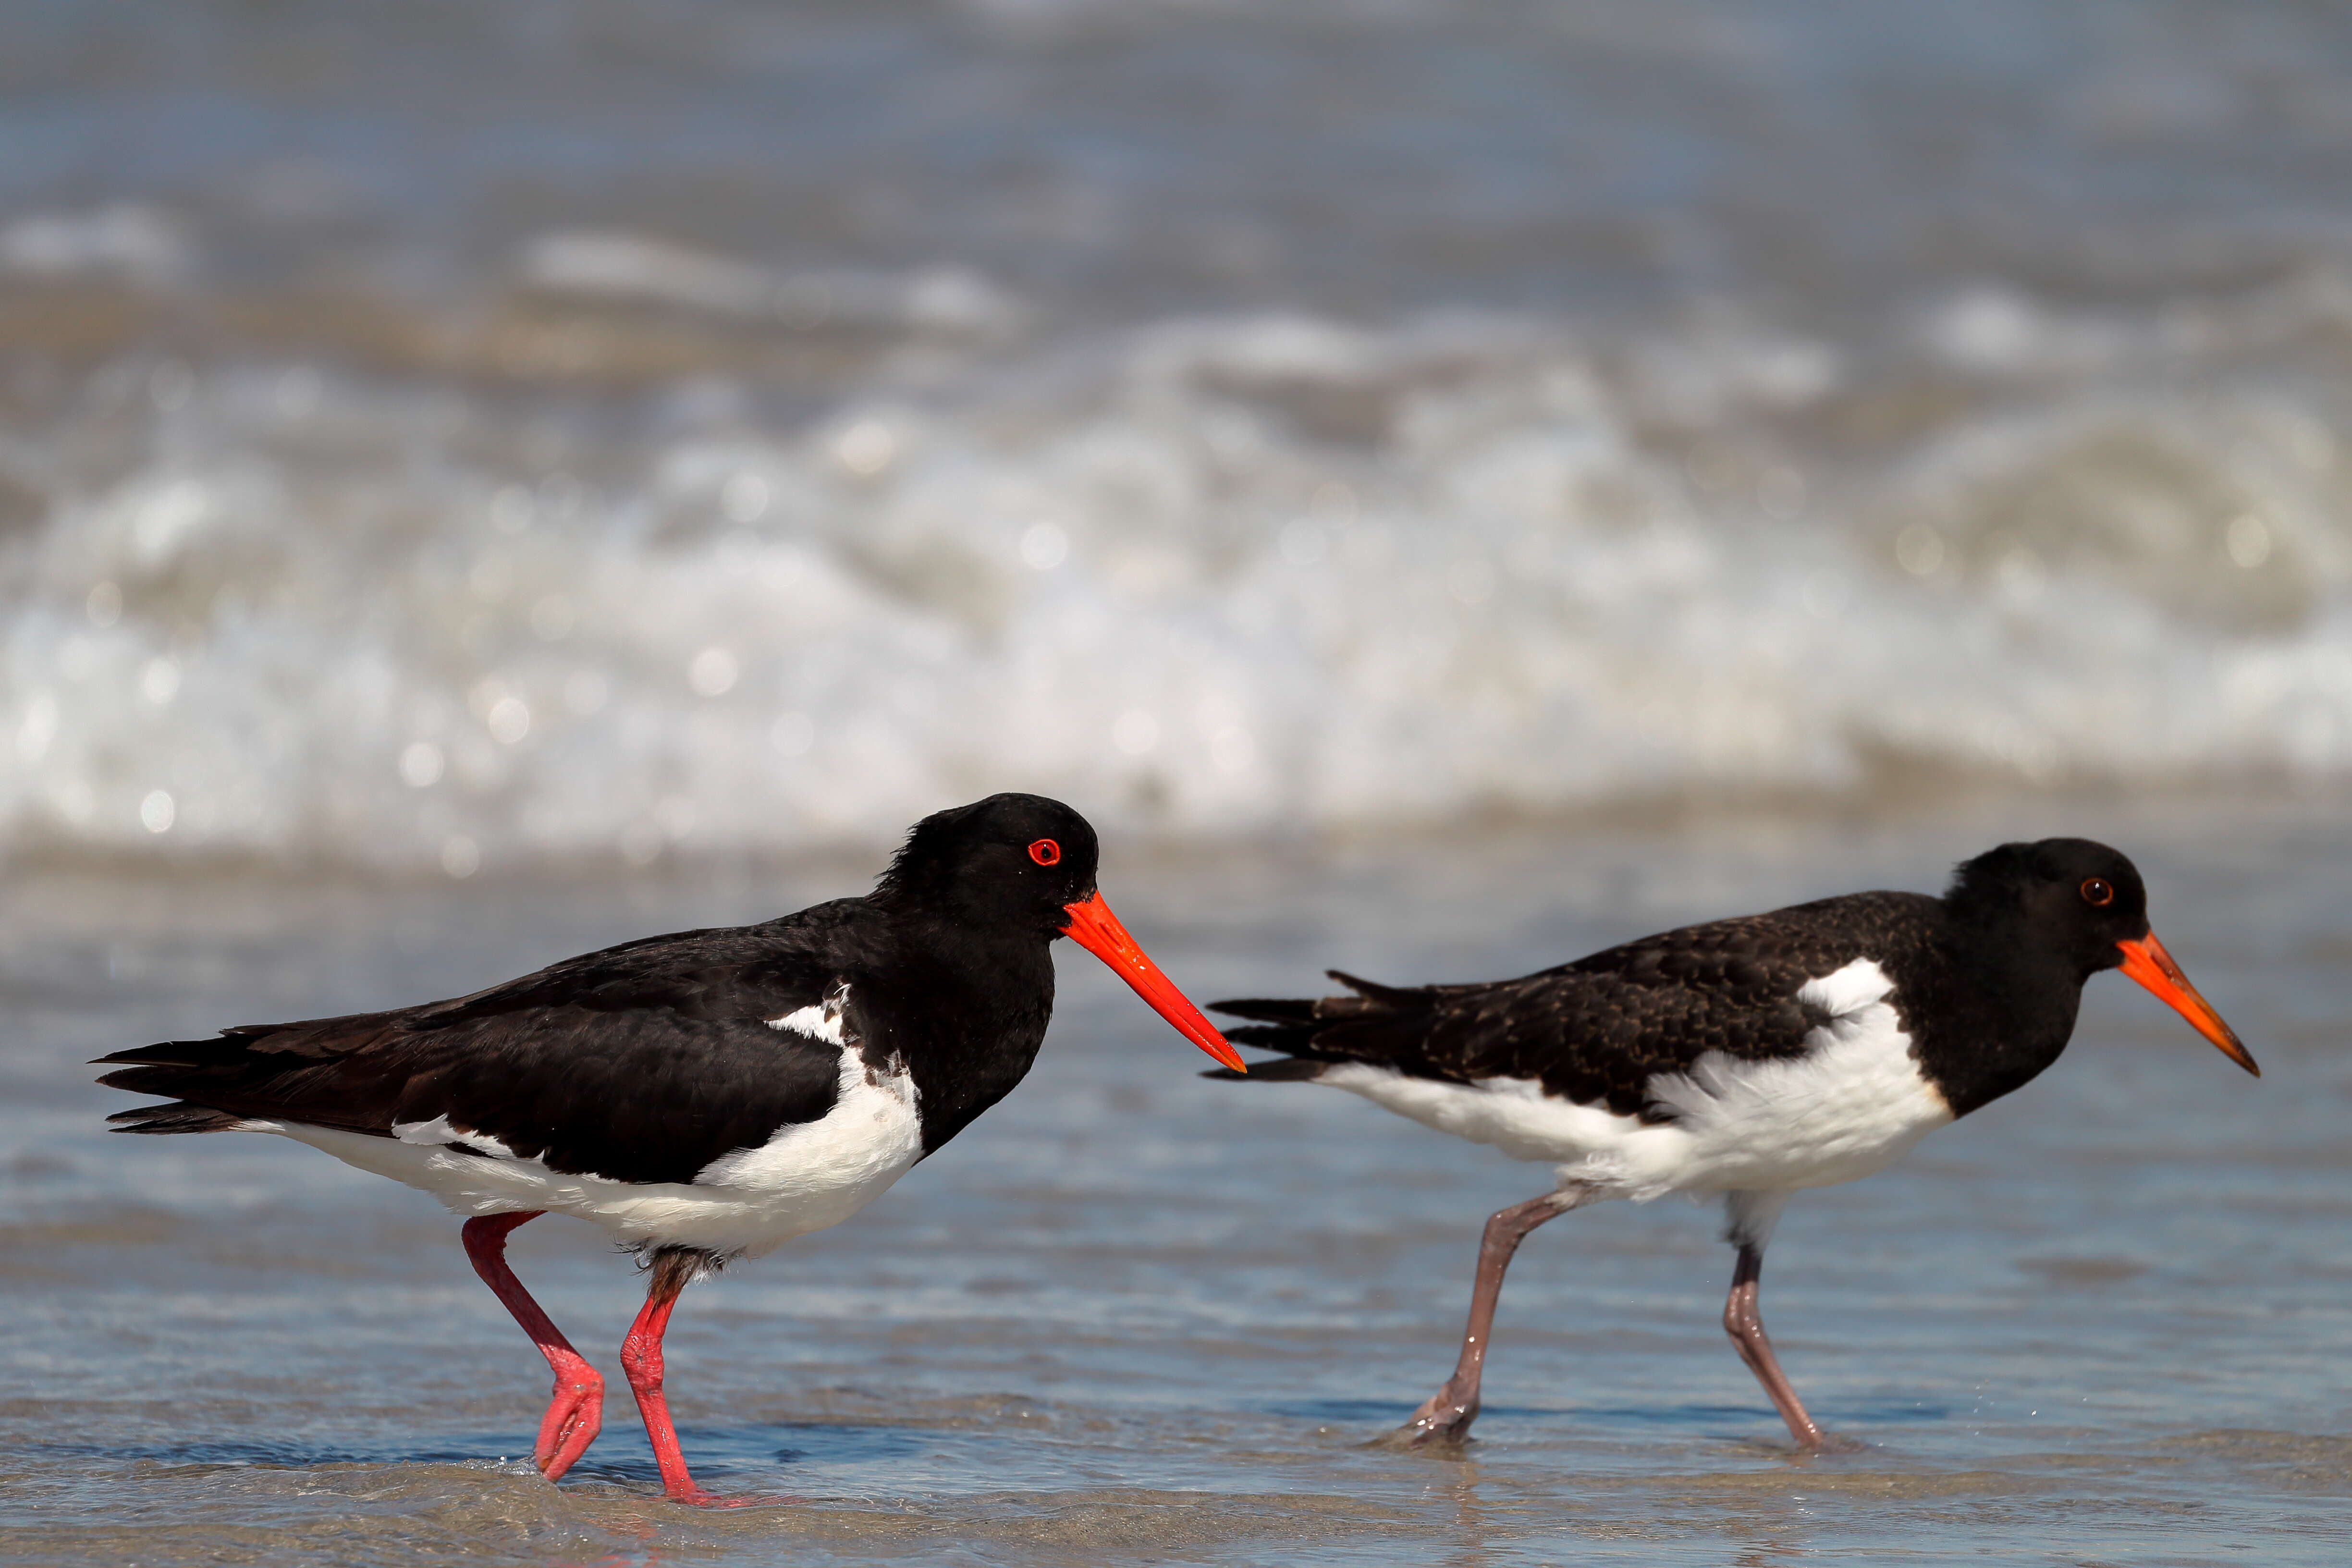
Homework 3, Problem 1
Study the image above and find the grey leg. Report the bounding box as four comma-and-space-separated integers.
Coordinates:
1721, 1240, 1835, 1449
1717, 1192, 1860, 1453
1384, 1186, 1595, 1447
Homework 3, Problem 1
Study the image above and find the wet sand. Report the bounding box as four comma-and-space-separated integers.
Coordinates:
4, 799, 2350, 1565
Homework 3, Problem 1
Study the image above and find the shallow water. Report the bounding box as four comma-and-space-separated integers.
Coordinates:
10, 800, 2352, 1565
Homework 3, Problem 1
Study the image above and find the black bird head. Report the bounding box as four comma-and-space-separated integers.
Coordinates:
878, 792, 1104, 931
1947, 837, 2256, 1076
876, 793, 1245, 1071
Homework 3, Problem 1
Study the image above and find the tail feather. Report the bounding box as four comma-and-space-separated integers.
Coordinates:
1323, 969, 1425, 1006
1221, 1022, 1319, 1049
1199, 1058, 1326, 1082
94, 1021, 305, 1070
104, 1101, 247, 1135
94, 1018, 380, 1134
93, 1042, 208, 1072
95, 1052, 241, 1102
1204, 969, 1441, 1079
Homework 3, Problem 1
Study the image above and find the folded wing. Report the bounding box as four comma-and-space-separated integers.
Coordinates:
1213, 893, 1941, 1119
97, 904, 877, 1186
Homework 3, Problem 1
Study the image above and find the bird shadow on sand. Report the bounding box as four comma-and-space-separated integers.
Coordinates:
751, 1421, 936, 1467
1263, 1398, 1586, 1425
561, 1418, 978, 1492
1260, 1396, 1953, 1463
1584, 1397, 1951, 1430
57, 1430, 787, 1497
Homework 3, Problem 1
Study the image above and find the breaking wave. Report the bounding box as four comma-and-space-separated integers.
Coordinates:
7, 251, 2352, 873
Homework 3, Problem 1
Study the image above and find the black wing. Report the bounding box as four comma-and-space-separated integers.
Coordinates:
96, 900, 882, 1185
1212, 891, 1942, 1119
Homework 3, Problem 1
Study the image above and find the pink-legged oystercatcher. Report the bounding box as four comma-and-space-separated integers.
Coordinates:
1208, 839, 2254, 1450
98, 794, 1243, 1503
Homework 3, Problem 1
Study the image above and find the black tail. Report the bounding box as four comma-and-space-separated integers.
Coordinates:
93, 1022, 335, 1134
95, 1028, 273, 1110
1203, 969, 1439, 1079
1205, 995, 1321, 1026
103, 1101, 246, 1134
1198, 1058, 1327, 1082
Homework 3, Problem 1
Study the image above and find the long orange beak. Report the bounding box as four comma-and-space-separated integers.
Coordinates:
1060, 892, 1246, 1072
2115, 931, 2258, 1077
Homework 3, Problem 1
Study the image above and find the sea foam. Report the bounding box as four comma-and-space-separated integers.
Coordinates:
6, 283, 2352, 873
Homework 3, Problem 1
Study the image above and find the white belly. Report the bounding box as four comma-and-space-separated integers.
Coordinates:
246, 1035, 924, 1259
1322, 957, 1954, 1200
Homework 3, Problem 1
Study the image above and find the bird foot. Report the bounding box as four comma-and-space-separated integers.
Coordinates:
1371, 1389, 1478, 1450
532, 1372, 605, 1482
1792, 1430, 1869, 1456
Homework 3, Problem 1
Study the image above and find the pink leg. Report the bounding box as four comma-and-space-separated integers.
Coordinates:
1722, 1242, 1858, 1452
461, 1212, 605, 1480
1385, 1187, 1594, 1446
618, 1249, 718, 1504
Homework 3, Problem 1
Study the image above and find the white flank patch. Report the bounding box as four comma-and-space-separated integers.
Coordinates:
388, 1114, 521, 1161
767, 984, 850, 1045
691, 1045, 923, 1221
1320, 956, 1953, 1203
249, 989, 926, 1258
1319, 1064, 1649, 1167
1629, 956, 1954, 1197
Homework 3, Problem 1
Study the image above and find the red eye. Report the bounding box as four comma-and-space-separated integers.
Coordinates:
2081, 878, 2114, 906
1029, 839, 1061, 867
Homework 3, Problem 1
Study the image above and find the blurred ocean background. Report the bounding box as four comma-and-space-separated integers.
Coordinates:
9, 0, 2352, 872
8, 4, 2352, 1565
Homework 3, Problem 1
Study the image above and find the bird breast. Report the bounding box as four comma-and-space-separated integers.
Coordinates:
1617, 957, 1955, 1196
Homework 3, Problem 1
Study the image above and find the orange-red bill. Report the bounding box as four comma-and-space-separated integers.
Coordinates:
2116, 931, 2258, 1077
1061, 892, 1247, 1072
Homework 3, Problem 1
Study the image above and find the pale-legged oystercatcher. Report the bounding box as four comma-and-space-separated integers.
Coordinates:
97, 794, 1244, 1502
1208, 838, 2256, 1450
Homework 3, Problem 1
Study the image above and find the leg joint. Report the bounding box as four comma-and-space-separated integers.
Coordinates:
619, 1334, 662, 1385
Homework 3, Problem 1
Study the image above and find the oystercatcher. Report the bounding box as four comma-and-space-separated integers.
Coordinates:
1209, 838, 2255, 1450
97, 794, 1243, 1502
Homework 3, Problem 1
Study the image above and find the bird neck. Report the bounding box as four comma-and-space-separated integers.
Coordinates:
1905, 912, 2085, 1118
863, 912, 1057, 1155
